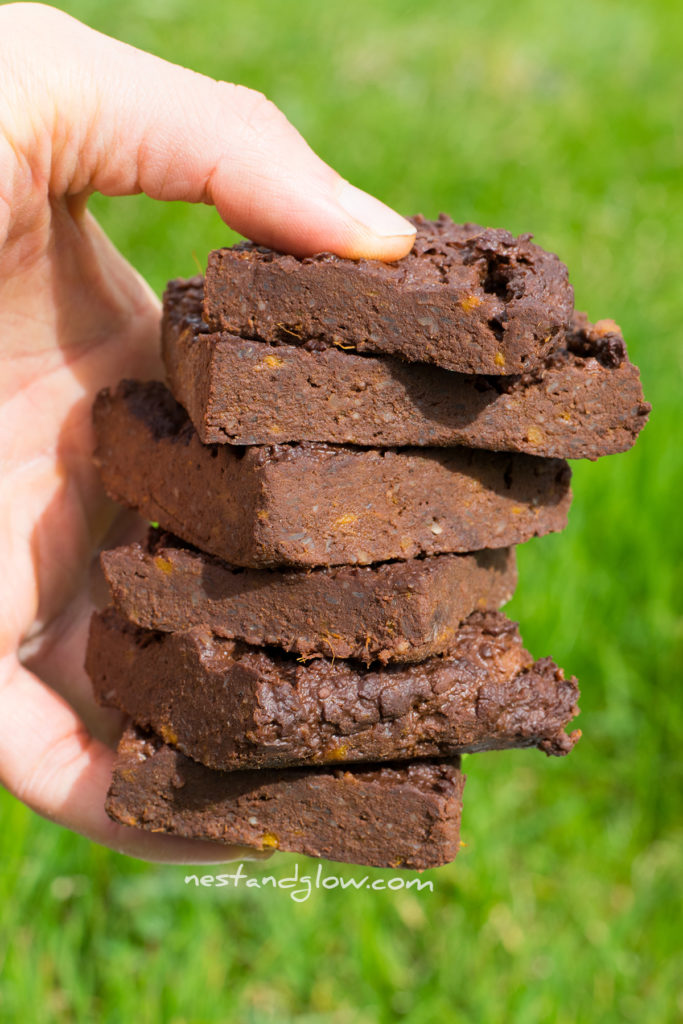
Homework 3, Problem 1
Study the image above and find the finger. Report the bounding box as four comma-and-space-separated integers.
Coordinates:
0, 653, 270, 863
2, 4, 416, 261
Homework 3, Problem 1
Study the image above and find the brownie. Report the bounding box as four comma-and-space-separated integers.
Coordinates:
107, 724, 465, 869
164, 278, 649, 457
87, 607, 580, 770
92, 380, 572, 567
101, 532, 517, 663
203, 215, 574, 375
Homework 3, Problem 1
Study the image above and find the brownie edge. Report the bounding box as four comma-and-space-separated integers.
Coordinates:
92, 380, 572, 568
164, 277, 649, 457
106, 725, 466, 870
87, 607, 581, 770
101, 535, 517, 664
203, 215, 574, 375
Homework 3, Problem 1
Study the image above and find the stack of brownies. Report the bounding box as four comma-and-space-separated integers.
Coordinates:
85, 216, 649, 869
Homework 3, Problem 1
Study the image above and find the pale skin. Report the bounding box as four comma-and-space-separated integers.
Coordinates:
0, 3, 416, 862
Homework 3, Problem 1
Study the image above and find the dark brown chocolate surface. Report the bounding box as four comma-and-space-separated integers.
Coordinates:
92, 380, 572, 567
203, 215, 574, 375
164, 278, 649, 456
87, 607, 580, 770
102, 532, 516, 663
107, 724, 465, 868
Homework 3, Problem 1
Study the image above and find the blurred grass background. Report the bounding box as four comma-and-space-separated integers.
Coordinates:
1, 0, 681, 1020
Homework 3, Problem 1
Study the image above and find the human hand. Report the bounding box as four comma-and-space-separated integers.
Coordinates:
0, 2, 416, 862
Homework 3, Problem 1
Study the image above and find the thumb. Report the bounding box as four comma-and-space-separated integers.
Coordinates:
2, 4, 416, 260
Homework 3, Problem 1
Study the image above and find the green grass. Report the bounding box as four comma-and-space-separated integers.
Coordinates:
1, 0, 682, 1020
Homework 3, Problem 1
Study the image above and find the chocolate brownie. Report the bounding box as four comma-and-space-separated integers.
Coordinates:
92, 381, 571, 567
87, 607, 580, 769
107, 724, 465, 869
164, 278, 649, 457
203, 215, 574, 375
101, 532, 516, 663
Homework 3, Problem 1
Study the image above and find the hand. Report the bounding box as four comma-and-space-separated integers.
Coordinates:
0, 2, 416, 862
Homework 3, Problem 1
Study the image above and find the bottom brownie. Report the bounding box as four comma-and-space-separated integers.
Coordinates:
107, 725, 465, 870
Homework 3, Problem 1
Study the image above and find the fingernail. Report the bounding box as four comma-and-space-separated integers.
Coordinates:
337, 183, 416, 238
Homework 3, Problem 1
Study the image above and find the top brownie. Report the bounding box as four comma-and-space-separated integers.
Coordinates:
203, 214, 574, 375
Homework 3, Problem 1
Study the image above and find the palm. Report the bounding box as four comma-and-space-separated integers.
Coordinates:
1, 200, 162, 739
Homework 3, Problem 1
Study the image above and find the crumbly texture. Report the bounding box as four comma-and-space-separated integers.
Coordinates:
101, 531, 517, 664
92, 380, 572, 568
107, 723, 465, 868
163, 278, 649, 457
87, 607, 580, 770
202, 215, 574, 375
